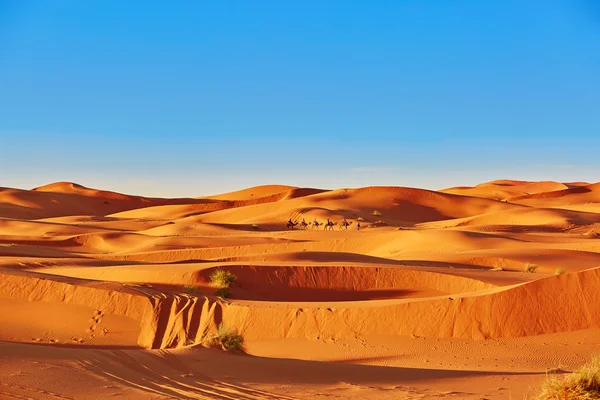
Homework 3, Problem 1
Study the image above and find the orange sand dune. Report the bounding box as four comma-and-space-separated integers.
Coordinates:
112, 187, 327, 221
430, 206, 600, 230
0, 182, 204, 219
441, 179, 577, 200
1, 180, 599, 399
509, 181, 600, 208
194, 186, 523, 228
483, 179, 570, 194
4, 263, 598, 348
441, 185, 527, 200
204, 184, 299, 200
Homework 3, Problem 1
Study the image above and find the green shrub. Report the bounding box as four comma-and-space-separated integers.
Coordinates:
533, 354, 600, 399
204, 324, 244, 352
491, 266, 504, 271
555, 268, 565, 275
524, 263, 538, 273
372, 210, 382, 216
215, 287, 230, 298
209, 269, 237, 287
251, 224, 259, 230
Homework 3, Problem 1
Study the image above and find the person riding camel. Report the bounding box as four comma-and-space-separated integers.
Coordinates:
288, 218, 294, 226
342, 217, 348, 226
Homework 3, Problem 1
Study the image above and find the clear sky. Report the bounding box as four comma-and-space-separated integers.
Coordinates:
1, 1, 599, 197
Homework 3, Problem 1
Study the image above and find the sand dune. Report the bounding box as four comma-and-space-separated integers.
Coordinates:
192, 186, 523, 228
435, 206, 600, 230
1, 180, 599, 399
484, 179, 571, 194
441, 179, 570, 200
0, 182, 203, 219
204, 184, 299, 200
510, 182, 600, 210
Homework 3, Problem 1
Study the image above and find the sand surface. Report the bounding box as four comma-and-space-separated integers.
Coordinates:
1, 180, 599, 399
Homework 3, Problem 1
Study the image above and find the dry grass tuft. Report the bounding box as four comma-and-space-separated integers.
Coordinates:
204, 324, 244, 352
533, 354, 600, 399
209, 269, 237, 287
524, 263, 538, 273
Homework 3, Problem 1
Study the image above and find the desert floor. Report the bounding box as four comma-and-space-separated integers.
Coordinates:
1, 180, 599, 399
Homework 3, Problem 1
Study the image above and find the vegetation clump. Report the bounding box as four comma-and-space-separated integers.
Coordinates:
204, 324, 244, 352
555, 268, 565, 275
215, 288, 230, 298
251, 224, 259, 230
372, 210, 382, 216
209, 269, 237, 287
524, 263, 538, 273
533, 354, 600, 399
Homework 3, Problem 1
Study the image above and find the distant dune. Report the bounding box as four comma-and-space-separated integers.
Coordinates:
0, 181, 203, 219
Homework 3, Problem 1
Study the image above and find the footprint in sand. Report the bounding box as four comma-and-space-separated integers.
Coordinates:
85, 310, 106, 339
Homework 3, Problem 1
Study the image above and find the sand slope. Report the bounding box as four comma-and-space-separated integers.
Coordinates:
0, 182, 203, 219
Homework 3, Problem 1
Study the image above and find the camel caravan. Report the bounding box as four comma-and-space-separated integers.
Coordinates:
286, 217, 359, 231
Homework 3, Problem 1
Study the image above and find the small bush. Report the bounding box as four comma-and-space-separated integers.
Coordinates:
524, 263, 538, 273
251, 224, 259, 230
209, 269, 237, 287
555, 268, 565, 275
491, 266, 504, 271
182, 285, 202, 296
372, 210, 382, 216
215, 287, 230, 298
533, 354, 600, 399
204, 324, 244, 352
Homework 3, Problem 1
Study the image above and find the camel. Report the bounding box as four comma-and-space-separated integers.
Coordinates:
340, 220, 353, 231
324, 220, 337, 231
286, 220, 298, 230
311, 221, 322, 230
299, 220, 309, 230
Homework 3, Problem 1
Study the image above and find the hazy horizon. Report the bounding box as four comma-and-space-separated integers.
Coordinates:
2, 171, 597, 199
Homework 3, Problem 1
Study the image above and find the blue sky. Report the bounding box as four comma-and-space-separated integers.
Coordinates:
1, 1, 599, 197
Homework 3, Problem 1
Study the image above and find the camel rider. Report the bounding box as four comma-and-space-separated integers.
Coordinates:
288, 218, 294, 226
327, 218, 331, 225
343, 217, 348, 226
302, 218, 306, 225
314, 217, 318, 225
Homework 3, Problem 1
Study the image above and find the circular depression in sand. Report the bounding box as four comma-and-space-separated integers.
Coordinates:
202, 266, 492, 302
